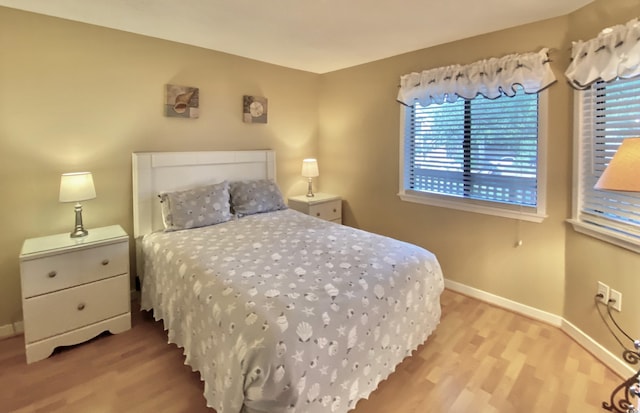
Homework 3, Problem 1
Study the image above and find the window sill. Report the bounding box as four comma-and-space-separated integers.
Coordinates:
398, 191, 546, 223
567, 219, 640, 254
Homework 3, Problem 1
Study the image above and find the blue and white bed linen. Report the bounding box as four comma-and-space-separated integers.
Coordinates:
140, 209, 444, 413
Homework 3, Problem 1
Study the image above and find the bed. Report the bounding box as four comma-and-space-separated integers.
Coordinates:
132, 150, 444, 413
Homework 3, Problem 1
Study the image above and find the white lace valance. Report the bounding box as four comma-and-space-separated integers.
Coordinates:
565, 18, 640, 89
397, 48, 556, 107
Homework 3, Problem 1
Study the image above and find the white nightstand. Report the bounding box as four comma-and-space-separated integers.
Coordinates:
288, 193, 342, 224
19, 225, 131, 363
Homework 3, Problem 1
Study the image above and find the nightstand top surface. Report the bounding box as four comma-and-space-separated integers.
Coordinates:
288, 192, 340, 205
20, 225, 128, 259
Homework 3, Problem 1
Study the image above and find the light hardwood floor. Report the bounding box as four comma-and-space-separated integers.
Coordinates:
0, 289, 624, 412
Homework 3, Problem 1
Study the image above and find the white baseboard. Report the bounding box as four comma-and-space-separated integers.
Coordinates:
561, 318, 635, 378
0, 324, 13, 339
0, 320, 24, 339
444, 279, 563, 326
13, 321, 24, 335
444, 278, 634, 379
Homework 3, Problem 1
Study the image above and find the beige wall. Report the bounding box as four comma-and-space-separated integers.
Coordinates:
2, 0, 640, 364
317, 0, 640, 357
0, 7, 319, 326
318, 17, 571, 316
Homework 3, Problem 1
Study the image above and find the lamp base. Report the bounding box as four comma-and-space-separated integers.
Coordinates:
70, 202, 89, 238
306, 178, 315, 197
70, 228, 88, 238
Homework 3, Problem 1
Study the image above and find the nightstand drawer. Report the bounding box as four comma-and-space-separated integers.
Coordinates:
308, 199, 341, 221
23, 274, 130, 343
21, 241, 128, 298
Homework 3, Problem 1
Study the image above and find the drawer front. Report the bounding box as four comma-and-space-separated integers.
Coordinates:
308, 200, 341, 222
21, 241, 128, 298
23, 274, 130, 343
287, 200, 310, 215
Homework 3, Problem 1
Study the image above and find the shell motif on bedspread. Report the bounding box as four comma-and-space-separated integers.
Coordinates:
140, 209, 444, 413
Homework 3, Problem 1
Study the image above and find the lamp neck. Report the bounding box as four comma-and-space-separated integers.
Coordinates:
70, 202, 88, 238
306, 177, 315, 197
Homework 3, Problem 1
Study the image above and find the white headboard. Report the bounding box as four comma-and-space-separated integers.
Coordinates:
132, 150, 276, 238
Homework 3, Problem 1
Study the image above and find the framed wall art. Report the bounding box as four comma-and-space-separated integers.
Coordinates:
165, 84, 199, 118
243, 95, 268, 124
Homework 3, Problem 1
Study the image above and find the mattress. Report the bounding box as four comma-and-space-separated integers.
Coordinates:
140, 208, 444, 413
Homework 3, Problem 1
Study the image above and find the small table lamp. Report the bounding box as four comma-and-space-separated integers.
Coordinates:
593, 138, 640, 413
301, 158, 319, 197
595, 138, 640, 191
59, 172, 96, 238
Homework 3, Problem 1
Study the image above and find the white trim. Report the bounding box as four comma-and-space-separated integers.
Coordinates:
571, 87, 640, 252
444, 279, 561, 326
0, 321, 24, 339
537, 90, 549, 218
398, 90, 549, 223
571, 89, 583, 224
561, 318, 635, 379
13, 321, 24, 335
398, 107, 407, 197
568, 219, 640, 254
399, 191, 546, 223
445, 278, 633, 379
0, 324, 14, 339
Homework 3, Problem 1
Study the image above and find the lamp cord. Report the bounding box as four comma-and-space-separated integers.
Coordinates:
595, 295, 629, 350
595, 294, 640, 413
596, 295, 640, 366
608, 304, 636, 343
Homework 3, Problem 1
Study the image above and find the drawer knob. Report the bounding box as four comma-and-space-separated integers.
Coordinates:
101, 259, 110, 266
316, 212, 320, 217
48, 271, 57, 278
77, 303, 86, 311
333, 208, 337, 213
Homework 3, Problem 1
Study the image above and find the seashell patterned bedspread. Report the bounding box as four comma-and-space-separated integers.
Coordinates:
140, 209, 444, 413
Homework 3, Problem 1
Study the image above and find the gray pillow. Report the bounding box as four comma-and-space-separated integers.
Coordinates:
160, 181, 232, 231
229, 179, 287, 216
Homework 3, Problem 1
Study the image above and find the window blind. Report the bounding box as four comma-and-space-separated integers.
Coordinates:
579, 77, 640, 237
404, 91, 539, 208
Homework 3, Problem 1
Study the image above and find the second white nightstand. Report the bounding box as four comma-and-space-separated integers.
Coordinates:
19, 225, 131, 363
288, 193, 342, 224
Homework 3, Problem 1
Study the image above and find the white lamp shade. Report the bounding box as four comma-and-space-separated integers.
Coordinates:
301, 158, 319, 178
59, 172, 96, 202
594, 138, 640, 192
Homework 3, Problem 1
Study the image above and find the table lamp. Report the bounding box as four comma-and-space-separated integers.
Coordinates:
59, 172, 96, 238
594, 138, 640, 413
301, 158, 319, 197
595, 138, 640, 191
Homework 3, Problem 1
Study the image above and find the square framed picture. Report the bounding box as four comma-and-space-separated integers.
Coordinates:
165, 84, 199, 118
243, 95, 268, 123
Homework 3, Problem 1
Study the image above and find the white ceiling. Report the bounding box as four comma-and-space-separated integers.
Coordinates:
0, 0, 594, 73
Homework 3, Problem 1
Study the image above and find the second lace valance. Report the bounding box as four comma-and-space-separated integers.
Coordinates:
565, 18, 640, 89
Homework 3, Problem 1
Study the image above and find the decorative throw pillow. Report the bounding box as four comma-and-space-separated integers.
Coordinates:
229, 179, 287, 216
160, 181, 232, 231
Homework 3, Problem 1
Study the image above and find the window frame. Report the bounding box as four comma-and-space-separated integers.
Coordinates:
398, 90, 549, 223
569, 85, 640, 253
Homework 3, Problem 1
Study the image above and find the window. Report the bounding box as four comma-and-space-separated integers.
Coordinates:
571, 76, 640, 251
399, 89, 548, 222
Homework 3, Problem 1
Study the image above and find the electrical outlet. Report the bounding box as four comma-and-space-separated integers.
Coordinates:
596, 281, 610, 304
609, 289, 622, 312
